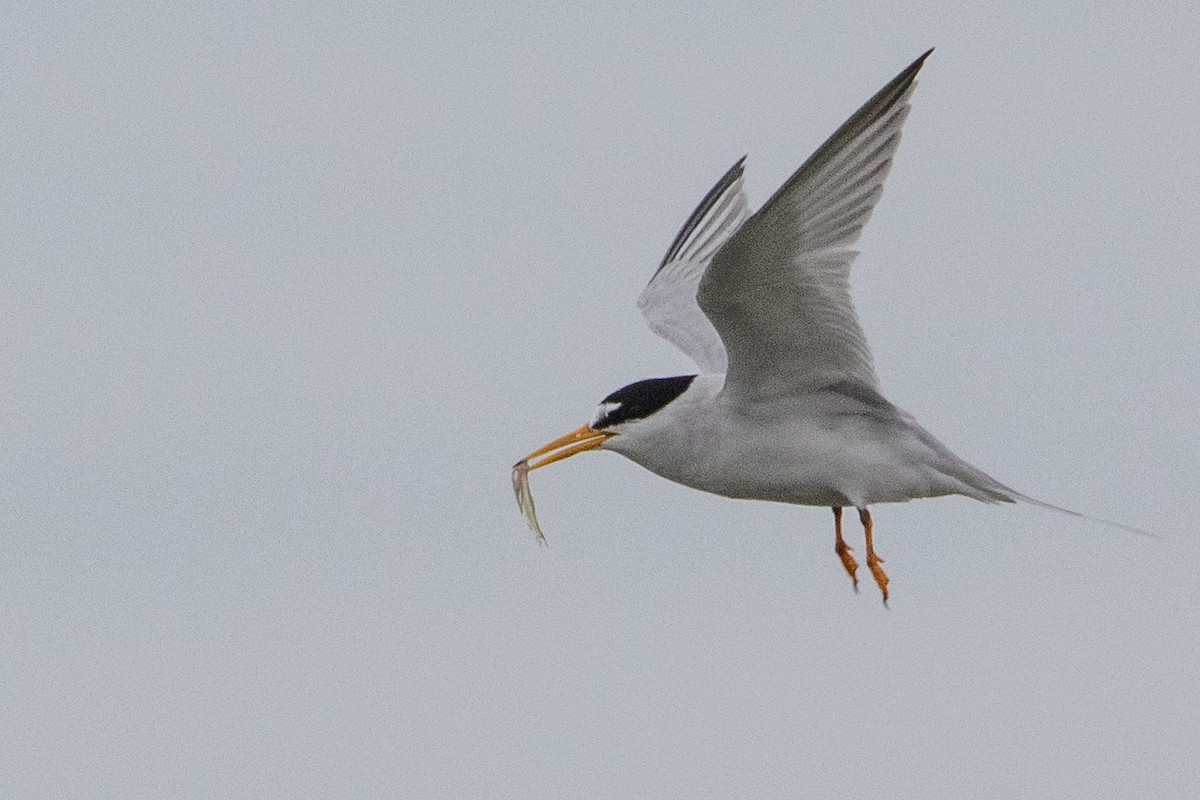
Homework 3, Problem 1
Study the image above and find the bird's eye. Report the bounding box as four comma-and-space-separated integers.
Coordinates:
591, 402, 622, 429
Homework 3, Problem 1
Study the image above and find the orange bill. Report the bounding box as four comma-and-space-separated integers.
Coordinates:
517, 424, 614, 471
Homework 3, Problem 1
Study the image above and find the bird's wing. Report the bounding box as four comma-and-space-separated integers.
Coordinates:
637, 157, 749, 374
698, 50, 931, 400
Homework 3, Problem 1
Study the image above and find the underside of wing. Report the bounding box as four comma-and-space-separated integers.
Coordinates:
637, 157, 749, 374
698, 50, 932, 398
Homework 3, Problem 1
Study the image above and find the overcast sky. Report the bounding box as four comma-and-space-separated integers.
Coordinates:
4, 2, 1199, 798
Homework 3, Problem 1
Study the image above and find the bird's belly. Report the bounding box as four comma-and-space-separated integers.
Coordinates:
625, 420, 850, 506
621, 410, 940, 508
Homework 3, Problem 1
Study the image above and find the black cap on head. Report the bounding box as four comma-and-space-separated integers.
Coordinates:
592, 375, 697, 430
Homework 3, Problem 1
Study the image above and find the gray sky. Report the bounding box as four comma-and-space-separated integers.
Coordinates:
4, 2, 1199, 798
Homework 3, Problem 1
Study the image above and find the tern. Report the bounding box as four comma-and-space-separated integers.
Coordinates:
514, 50, 1147, 603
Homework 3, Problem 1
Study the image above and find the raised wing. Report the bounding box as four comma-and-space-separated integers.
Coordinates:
637, 157, 749, 374
698, 50, 931, 399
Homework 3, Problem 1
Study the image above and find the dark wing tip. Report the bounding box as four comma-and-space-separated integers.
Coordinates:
756, 50, 933, 216
901, 49, 934, 80
858, 49, 935, 120
898, 49, 934, 91
879, 48, 935, 104
657, 155, 748, 270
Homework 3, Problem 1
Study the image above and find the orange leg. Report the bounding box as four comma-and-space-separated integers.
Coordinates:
858, 508, 889, 606
833, 506, 859, 592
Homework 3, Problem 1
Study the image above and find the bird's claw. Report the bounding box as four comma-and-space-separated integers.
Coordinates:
867, 553, 889, 606
835, 541, 859, 592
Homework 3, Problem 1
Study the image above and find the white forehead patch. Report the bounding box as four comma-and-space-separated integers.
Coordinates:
591, 401, 621, 428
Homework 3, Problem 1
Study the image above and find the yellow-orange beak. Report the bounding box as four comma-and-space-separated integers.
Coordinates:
516, 424, 614, 471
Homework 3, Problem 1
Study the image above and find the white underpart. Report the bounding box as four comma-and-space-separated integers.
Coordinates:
602, 375, 1015, 509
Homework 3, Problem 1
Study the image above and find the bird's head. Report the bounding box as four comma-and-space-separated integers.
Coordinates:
517, 375, 698, 471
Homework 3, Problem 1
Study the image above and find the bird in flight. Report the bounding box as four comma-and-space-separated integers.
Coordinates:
513, 50, 1146, 604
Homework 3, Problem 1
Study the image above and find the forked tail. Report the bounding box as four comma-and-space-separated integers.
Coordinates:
915, 418, 1156, 538
1009, 491, 1158, 539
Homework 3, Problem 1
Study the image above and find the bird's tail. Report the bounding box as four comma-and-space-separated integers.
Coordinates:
917, 423, 1156, 538
938, 457, 1156, 538
1006, 490, 1157, 538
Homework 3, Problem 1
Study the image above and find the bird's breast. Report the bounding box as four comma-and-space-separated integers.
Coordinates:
609, 394, 860, 507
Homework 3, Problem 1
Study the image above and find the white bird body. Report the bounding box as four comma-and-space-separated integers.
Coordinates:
605, 374, 1014, 508
514, 49, 1149, 602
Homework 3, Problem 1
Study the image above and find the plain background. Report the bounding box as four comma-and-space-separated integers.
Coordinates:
4, 2, 1198, 797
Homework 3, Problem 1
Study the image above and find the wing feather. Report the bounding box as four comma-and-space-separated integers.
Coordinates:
637, 157, 749, 373
698, 50, 932, 398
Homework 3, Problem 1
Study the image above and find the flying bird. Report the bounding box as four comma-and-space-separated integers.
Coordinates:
513, 50, 1147, 603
